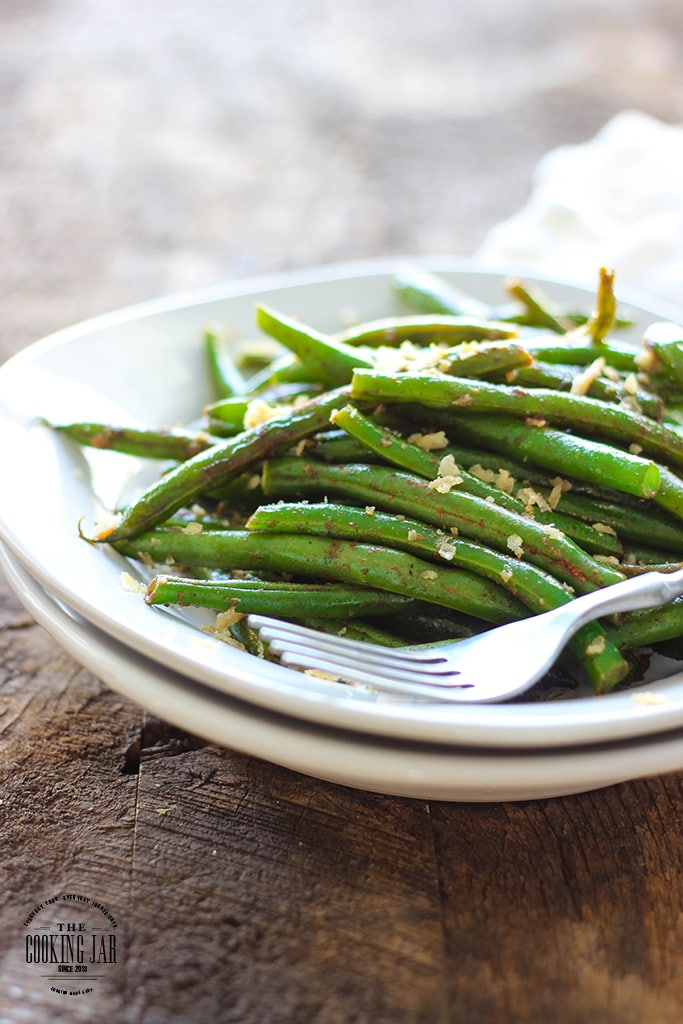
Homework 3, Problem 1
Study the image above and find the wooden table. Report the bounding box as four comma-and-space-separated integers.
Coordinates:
2, 3, 683, 1021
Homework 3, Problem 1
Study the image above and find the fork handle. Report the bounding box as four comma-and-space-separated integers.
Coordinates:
561, 566, 683, 632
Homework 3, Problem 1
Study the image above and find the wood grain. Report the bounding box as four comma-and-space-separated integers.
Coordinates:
433, 780, 683, 1023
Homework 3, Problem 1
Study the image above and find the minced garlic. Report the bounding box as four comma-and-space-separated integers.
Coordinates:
592, 522, 617, 536
547, 483, 564, 509
243, 398, 286, 429
570, 356, 605, 396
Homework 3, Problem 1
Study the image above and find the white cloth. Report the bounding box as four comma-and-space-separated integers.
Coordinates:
474, 111, 683, 309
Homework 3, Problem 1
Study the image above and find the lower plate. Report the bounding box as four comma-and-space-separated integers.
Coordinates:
3, 542, 683, 802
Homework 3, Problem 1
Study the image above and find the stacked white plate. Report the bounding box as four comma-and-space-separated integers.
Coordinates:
2, 260, 683, 801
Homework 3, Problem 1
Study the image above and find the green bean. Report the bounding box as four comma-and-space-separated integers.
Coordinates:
329, 404, 622, 556
444, 413, 661, 501
392, 269, 496, 319
567, 266, 617, 343
305, 429, 377, 463
204, 324, 248, 399
203, 396, 251, 433
641, 465, 683, 523
255, 304, 374, 387
334, 314, 518, 348
523, 341, 639, 372
114, 527, 528, 624
350, 370, 683, 469
246, 501, 628, 692
619, 556, 683, 574
248, 501, 576, 609
261, 457, 624, 592
511, 361, 663, 419
146, 575, 417, 618
436, 342, 534, 378
46, 421, 216, 461
400, 405, 665, 506
206, 384, 323, 437
642, 322, 683, 387
530, 488, 683, 554
378, 607, 482, 644
239, 352, 308, 392
392, 269, 633, 331
450, 413, 683, 524
313, 618, 408, 647
93, 387, 352, 543
504, 277, 573, 334
609, 596, 683, 650
225, 614, 269, 658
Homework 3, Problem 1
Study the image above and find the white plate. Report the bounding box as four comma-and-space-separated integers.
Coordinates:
3, 540, 683, 801
2, 258, 683, 751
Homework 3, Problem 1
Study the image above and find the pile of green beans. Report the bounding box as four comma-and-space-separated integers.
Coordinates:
52, 268, 683, 697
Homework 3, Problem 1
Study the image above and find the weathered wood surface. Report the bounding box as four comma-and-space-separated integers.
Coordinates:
2, 2, 683, 1022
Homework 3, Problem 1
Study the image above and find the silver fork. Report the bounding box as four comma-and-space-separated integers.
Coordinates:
248, 567, 683, 703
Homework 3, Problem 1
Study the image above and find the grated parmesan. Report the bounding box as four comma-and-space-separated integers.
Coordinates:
516, 486, 551, 513
469, 463, 497, 484
631, 691, 668, 705
183, 521, 203, 536
407, 430, 449, 451
428, 452, 463, 493
120, 571, 146, 594
624, 372, 639, 395
429, 475, 463, 494
585, 635, 606, 656
507, 534, 524, 558
495, 468, 515, 494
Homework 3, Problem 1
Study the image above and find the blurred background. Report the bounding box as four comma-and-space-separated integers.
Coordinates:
2, 0, 683, 359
